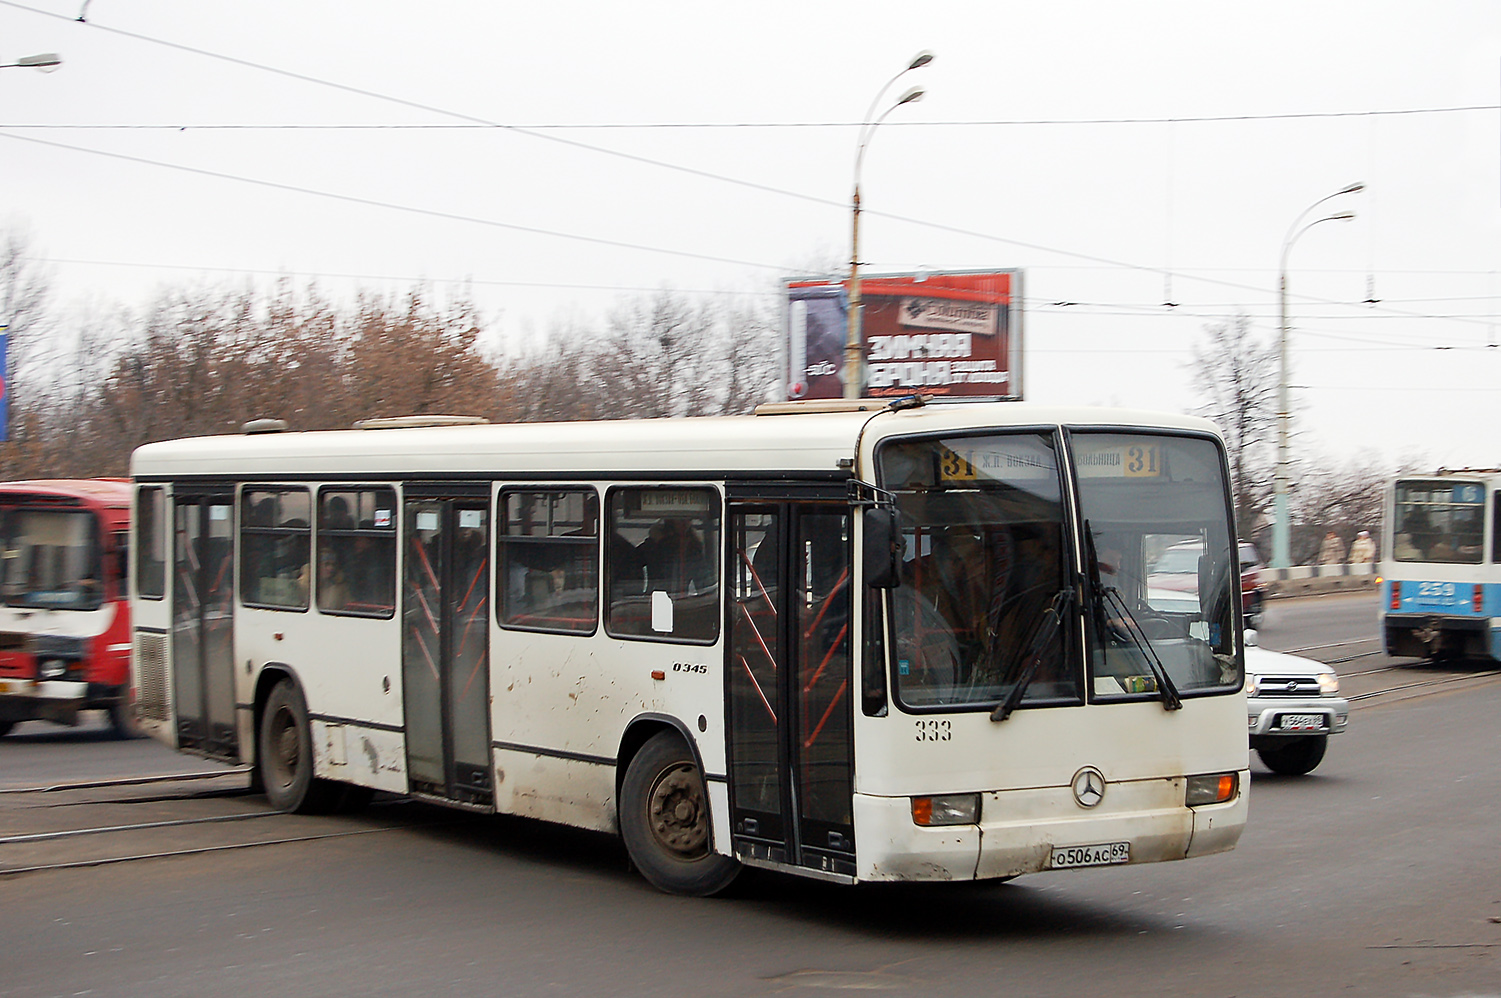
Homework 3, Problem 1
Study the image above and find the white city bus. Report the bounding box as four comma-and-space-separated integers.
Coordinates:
129, 399, 1248, 895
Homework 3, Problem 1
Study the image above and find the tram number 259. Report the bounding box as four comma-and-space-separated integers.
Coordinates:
915, 719, 952, 742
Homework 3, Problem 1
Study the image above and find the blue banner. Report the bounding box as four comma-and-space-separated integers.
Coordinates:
0, 329, 9, 443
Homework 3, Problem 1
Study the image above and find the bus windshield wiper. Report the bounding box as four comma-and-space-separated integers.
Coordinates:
1099, 587, 1182, 711
990, 586, 1072, 722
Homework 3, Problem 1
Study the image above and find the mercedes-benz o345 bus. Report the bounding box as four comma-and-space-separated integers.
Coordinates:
130, 399, 1248, 895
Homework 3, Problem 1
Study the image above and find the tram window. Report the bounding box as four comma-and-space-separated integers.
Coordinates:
605, 487, 719, 642
498, 488, 599, 634
241, 488, 311, 610
316, 488, 396, 617
136, 486, 166, 599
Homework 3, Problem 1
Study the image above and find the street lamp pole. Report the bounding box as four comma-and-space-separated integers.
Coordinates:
1272, 182, 1362, 569
844, 51, 932, 401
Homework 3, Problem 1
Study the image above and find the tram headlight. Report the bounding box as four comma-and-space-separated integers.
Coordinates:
911, 793, 980, 826
1185, 773, 1239, 807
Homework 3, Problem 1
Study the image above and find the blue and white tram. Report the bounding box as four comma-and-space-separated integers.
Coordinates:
1380, 470, 1501, 661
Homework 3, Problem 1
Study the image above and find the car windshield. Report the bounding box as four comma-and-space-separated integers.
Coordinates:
1393, 480, 1485, 564
0, 509, 104, 610
877, 431, 1076, 710
1073, 433, 1241, 699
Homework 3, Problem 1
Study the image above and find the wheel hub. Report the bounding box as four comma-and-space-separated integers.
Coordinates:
648, 763, 708, 858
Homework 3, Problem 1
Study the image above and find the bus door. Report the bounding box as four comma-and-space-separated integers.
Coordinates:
402, 487, 493, 807
726, 496, 855, 877
171, 491, 238, 759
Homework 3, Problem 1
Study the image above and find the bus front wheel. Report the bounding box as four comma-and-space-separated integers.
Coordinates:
259, 680, 341, 813
620, 731, 740, 896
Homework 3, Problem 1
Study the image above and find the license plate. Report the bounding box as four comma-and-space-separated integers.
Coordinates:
1279, 713, 1324, 732
1050, 841, 1130, 869
0, 678, 33, 696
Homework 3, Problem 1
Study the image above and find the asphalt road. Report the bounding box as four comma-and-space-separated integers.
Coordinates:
3, 594, 1499, 998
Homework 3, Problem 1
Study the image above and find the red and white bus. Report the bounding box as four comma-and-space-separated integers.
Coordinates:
0, 479, 135, 738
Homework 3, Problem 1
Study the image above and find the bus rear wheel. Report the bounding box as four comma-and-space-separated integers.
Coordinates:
259, 679, 342, 813
1256, 735, 1327, 776
620, 731, 740, 896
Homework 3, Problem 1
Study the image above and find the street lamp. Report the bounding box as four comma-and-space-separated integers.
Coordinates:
1272, 182, 1362, 569
844, 51, 933, 400
0, 53, 62, 71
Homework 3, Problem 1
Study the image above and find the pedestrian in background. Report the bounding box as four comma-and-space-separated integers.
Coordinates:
1349, 530, 1376, 565
1319, 530, 1347, 566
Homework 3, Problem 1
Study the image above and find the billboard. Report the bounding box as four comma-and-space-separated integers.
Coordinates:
785, 269, 1022, 401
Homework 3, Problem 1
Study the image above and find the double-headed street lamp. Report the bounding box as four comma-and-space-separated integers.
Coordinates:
1271, 182, 1362, 569
0, 53, 62, 71
844, 51, 933, 400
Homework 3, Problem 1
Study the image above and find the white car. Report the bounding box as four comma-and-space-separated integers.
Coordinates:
1244, 635, 1350, 775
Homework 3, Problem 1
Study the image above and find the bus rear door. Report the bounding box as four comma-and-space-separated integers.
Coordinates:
402, 487, 493, 808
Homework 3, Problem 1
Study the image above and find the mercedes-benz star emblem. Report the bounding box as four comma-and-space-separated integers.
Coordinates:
1071, 766, 1106, 808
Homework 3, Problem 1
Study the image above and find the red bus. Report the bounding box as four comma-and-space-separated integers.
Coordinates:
0, 480, 135, 738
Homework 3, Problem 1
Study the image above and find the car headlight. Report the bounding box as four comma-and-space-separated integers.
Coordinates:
1245, 673, 1259, 696
1316, 671, 1340, 695
911, 793, 980, 826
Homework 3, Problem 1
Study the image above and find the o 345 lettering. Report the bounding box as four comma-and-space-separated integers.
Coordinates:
914, 719, 952, 742
671, 662, 708, 675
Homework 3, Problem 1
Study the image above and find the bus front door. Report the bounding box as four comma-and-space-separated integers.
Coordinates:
401, 493, 493, 808
727, 502, 855, 878
171, 494, 238, 759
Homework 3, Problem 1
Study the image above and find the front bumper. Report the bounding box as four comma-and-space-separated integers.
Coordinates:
0, 678, 106, 724
1248, 695, 1350, 738
852, 774, 1248, 883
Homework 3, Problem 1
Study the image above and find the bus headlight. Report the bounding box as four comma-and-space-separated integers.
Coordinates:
1186, 773, 1239, 807
911, 793, 980, 826
38, 658, 69, 680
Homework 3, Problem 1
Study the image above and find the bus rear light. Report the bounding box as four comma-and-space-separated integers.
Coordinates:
911, 793, 980, 826
1389, 581, 1400, 610
1185, 772, 1239, 807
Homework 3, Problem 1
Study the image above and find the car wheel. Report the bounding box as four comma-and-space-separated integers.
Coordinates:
1256, 735, 1327, 776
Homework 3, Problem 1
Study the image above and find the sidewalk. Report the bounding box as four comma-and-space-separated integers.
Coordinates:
1262, 563, 1377, 599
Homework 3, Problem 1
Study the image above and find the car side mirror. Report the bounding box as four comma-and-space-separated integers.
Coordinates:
863, 507, 901, 589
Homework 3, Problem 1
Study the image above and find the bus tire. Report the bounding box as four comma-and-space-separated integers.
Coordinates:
619, 731, 740, 897
1256, 735, 1327, 776
0, 720, 12, 738
259, 680, 341, 813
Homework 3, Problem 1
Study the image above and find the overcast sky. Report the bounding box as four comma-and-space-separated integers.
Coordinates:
1, 0, 1497, 468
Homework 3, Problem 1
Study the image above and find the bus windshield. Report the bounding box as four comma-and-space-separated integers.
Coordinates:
876, 429, 1240, 712
1074, 433, 1240, 700
1392, 480, 1485, 564
878, 430, 1075, 710
0, 509, 104, 610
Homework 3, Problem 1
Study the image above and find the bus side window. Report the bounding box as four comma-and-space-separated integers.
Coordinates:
605, 487, 720, 642
498, 488, 599, 634
136, 487, 166, 599
240, 488, 311, 611
317, 488, 396, 617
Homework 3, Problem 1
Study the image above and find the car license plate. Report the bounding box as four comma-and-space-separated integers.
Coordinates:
0, 678, 33, 696
1279, 713, 1324, 732
1050, 841, 1130, 869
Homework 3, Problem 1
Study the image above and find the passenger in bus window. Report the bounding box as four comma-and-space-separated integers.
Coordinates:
639, 518, 707, 594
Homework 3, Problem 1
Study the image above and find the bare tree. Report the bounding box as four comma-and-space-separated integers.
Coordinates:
1190, 315, 1278, 536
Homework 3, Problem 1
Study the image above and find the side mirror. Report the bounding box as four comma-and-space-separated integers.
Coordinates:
863, 507, 901, 589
